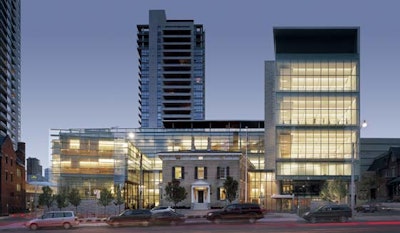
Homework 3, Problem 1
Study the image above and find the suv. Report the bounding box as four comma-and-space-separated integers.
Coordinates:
106, 209, 152, 227
206, 203, 264, 224
25, 211, 79, 230
302, 204, 352, 223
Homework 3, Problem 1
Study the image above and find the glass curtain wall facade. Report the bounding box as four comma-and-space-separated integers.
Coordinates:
0, 0, 21, 146
137, 10, 205, 128
267, 28, 360, 200
50, 129, 145, 209
50, 122, 264, 208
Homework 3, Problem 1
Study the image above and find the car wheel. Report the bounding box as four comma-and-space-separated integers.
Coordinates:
214, 218, 221, 224
30, 223, 38, 230
63, 222, 72, 229
141, 221, 149, 227
310, 217, 317, 223
249, 213, 257, 223
110, 221, 120, 227
339, 216, 348, 223
249, 217, 256, 224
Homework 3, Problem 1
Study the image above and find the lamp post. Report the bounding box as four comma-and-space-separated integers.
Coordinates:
139, 153, 143, 209
350, 120, 367, 217
245, 126, 248, 203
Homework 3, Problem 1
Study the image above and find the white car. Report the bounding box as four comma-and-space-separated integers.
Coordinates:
25, 211, 79, 230
150, 206, 175, 213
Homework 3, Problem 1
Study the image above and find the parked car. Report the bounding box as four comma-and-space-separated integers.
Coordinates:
302, 204, 352, 223
24, 211, 79, 230
150, 206, 175, 213
150, 211, 186, 225
206, 203, 264, 224
106, 209, 152, 227
356, 204, 378, 213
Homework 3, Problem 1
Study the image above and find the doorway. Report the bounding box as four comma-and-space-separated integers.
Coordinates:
198, 190, 204, 203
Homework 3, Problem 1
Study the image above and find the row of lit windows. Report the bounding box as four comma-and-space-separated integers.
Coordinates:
277, 95, 357, 108
279, 144, 355, 159
277, 60, 358, 76
172, 166, 229, 180
277, 95, 358, 125
278, 130, 355, 143
279, 76, 357, 91
68, 139, 119, 151
277, 130, 356, 159
277, 60, 358, 91
277, 162, 352, 176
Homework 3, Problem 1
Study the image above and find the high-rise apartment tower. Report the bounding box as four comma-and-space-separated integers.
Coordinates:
0, 0, 21, 146
137, 10, 205, 128
27, 157, 43, 177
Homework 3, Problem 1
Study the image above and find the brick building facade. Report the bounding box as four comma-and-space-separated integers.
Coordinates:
0, 136, 26, 215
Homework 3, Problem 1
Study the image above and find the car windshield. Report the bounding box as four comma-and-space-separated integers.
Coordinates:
119, 210, 131, 216
315, 205, 327, 212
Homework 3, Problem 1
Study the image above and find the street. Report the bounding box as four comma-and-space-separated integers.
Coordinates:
2, 220, 400, 233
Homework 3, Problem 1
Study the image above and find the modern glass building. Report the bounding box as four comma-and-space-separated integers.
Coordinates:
265, 28, 360, 208
0, 0, 21, 147
137, 10, 205, 128
49, 27, 362, 212
50, 121, 266, 209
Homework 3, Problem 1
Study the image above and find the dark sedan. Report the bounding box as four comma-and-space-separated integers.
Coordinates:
106, 209, 152, 227
150, 211, 186, 226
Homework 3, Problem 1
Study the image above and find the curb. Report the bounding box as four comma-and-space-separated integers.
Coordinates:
79, 218, 107, 223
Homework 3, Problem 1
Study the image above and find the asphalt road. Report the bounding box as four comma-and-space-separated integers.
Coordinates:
2, 210, 400, 232
2, 221, 400, 233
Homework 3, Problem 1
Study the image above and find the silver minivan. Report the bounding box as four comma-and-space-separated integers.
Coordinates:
25, 211, 79, 230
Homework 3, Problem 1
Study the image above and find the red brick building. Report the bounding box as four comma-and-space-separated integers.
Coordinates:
367, 147, 400, 201
0, 136, 26, 215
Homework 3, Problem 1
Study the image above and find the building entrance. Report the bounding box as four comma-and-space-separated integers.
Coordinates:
198, 190, 204, 203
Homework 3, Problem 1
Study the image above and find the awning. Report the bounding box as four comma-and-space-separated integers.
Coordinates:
191, 180, 210, 187
271, 194, 295, 199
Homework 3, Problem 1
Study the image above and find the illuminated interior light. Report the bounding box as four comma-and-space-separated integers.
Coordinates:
99, 159, 114, 163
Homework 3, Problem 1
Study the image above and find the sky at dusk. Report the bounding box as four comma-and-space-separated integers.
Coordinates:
21, 0, 400, 169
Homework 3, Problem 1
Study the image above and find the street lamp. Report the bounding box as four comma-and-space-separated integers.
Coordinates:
245, 126, 248, 203
139, 153, 143, 209
351, 120, 367, 217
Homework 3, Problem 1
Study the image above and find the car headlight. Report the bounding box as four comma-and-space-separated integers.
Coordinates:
207, 213, 213, 216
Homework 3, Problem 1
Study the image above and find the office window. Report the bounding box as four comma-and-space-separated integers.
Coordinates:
69, 139, 80, 149
195, 166, 207, 180
217, 166, 230, 179
217, 187, 226, 200
172, 166, 184, 180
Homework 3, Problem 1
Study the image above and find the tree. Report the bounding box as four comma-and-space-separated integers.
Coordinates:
68, 188, 81, 213
223, 176, 239, 203
113, 185, 125, 213
165, 180, 187, 207
320, 179, 348, 203
98, 187, 113, 215
55, 189, 69, 210
38, 186, 54, 210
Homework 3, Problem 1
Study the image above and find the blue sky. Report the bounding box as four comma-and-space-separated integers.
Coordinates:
21, 0, 400, 169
